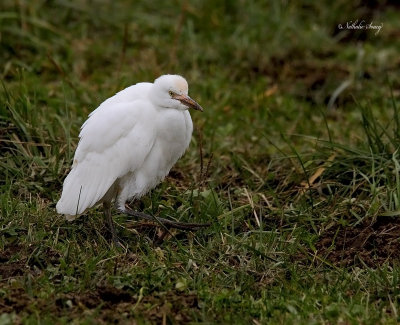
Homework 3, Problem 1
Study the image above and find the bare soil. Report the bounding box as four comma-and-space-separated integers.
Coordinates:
0, 281, 199, 323
317, 217, 400, 267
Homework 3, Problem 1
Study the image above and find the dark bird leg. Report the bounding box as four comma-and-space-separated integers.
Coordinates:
121, 208, 210, 231
104, 201, 122, 247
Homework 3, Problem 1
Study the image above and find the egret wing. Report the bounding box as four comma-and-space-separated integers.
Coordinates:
56, 99, 156, 217
86, 82, 152, 119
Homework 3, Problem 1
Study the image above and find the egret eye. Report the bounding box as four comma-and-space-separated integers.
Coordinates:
169, 91, 174, 97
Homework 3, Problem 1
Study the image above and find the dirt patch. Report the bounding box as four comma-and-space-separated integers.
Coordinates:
0, 243, 25, 262
0, 243, 61, 280
54, 285, 132, 310
0, 261, 27, 279
141, 291, 199, 324
0, 283, 200, 324
0, 244, 29, 279
317, 217, 400, 267
0, 288, 31, 314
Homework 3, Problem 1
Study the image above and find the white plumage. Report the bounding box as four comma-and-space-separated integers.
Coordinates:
56, 75, 203, 222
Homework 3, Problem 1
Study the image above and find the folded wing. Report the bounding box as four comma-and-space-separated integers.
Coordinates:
56, 99, 156, 218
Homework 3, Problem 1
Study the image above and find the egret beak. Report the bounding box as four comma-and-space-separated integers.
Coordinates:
175, 94, 203, 112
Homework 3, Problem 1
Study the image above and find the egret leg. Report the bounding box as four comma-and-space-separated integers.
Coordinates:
104, 202, 121, 246
121, 207, 210, 231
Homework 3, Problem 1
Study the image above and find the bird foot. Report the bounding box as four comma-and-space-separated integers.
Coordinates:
121, 208, 210, 231
110, 233, 127, 250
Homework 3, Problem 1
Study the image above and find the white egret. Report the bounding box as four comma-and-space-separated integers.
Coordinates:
56, 74, 208, 243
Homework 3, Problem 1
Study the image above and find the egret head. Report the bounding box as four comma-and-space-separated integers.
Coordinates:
151, 74, 203, 112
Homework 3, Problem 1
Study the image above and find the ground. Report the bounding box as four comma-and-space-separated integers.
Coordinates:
1, 0, 400, 324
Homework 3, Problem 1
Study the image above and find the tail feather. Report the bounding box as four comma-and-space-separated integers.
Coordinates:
56, 170, 88, 217
56, 156, 116, 218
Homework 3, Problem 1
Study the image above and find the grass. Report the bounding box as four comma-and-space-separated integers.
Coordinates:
1, 0, 400, 323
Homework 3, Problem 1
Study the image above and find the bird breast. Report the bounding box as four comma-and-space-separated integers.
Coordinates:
151, 108, 193, 176
115, 108, 193, 206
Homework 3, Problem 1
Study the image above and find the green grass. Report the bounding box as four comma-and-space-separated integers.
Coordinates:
1, 0, 400, 323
